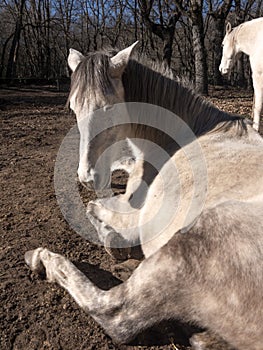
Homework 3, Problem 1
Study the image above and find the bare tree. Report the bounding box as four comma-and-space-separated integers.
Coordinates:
138, 0, 181, 67
0, 0, 262, 87
6, 0, 26, 78
175, 0, 208, 94
22, 0, 54, 78
190, 0, 208, 94
54, 0, 75, 55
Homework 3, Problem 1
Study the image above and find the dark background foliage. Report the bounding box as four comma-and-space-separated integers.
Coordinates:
0, 0, 262, 94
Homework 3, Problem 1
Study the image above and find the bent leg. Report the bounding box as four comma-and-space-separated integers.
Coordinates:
25, 246, 189, 344
87, 196, 142, 260
122, 158, 145, 200
25, 201, 263, 349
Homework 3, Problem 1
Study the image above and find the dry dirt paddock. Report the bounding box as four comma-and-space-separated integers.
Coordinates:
0, 85, 261, 350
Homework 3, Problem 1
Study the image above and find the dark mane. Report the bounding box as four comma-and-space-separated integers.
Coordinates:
68, 49, 247, 136
122, 59, 246, 136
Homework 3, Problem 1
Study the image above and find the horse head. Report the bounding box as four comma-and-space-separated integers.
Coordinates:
67, 43, 138, 192
219, 22, 237, 75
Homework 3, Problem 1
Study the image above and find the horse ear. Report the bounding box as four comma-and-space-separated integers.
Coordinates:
68, 49, 84, 72
226, 22, 232, 34
110, 41, 139, 77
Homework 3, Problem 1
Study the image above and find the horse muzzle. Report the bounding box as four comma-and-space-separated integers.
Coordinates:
78, 167, 95, 189
219, 58, 232, 75
78, 169, 112, 196
219, 65, 229, 75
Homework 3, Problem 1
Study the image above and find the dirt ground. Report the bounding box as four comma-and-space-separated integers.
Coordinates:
0, 85, 261, 350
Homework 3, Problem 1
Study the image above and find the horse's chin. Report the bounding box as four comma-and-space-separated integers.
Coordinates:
79, 178, 113, 198
79, 179, 95, 190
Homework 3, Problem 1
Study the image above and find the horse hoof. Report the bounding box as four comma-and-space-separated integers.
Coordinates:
25, 248, 45, 275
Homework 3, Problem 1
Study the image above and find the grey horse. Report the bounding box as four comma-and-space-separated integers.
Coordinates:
26, 43, 263, 350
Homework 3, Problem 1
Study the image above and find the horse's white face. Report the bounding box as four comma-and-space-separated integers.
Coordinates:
68, 43, 138, 190
219, 23, 236, 75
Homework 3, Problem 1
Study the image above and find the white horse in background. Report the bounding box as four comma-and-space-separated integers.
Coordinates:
219, 18, 263, 131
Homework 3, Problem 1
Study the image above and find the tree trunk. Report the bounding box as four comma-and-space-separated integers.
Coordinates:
190, 0, 208, 95
210, 18, 225, 85
191, 22, 208, 94
0, 33, 14, 78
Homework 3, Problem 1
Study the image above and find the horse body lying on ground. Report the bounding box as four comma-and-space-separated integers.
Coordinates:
219, 18, 263, 131
26, 43, 263, 350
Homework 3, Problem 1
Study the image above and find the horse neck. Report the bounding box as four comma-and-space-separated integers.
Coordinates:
234, 24, 255, 56
122, 60, 231, 136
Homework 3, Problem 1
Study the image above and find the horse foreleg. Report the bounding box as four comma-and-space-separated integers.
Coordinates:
24, 247, 183, 344
252, 72, 263, 131
123, 158, 144, 200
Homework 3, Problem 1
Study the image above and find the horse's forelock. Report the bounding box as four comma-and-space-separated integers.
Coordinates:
67, 51, 116, 108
